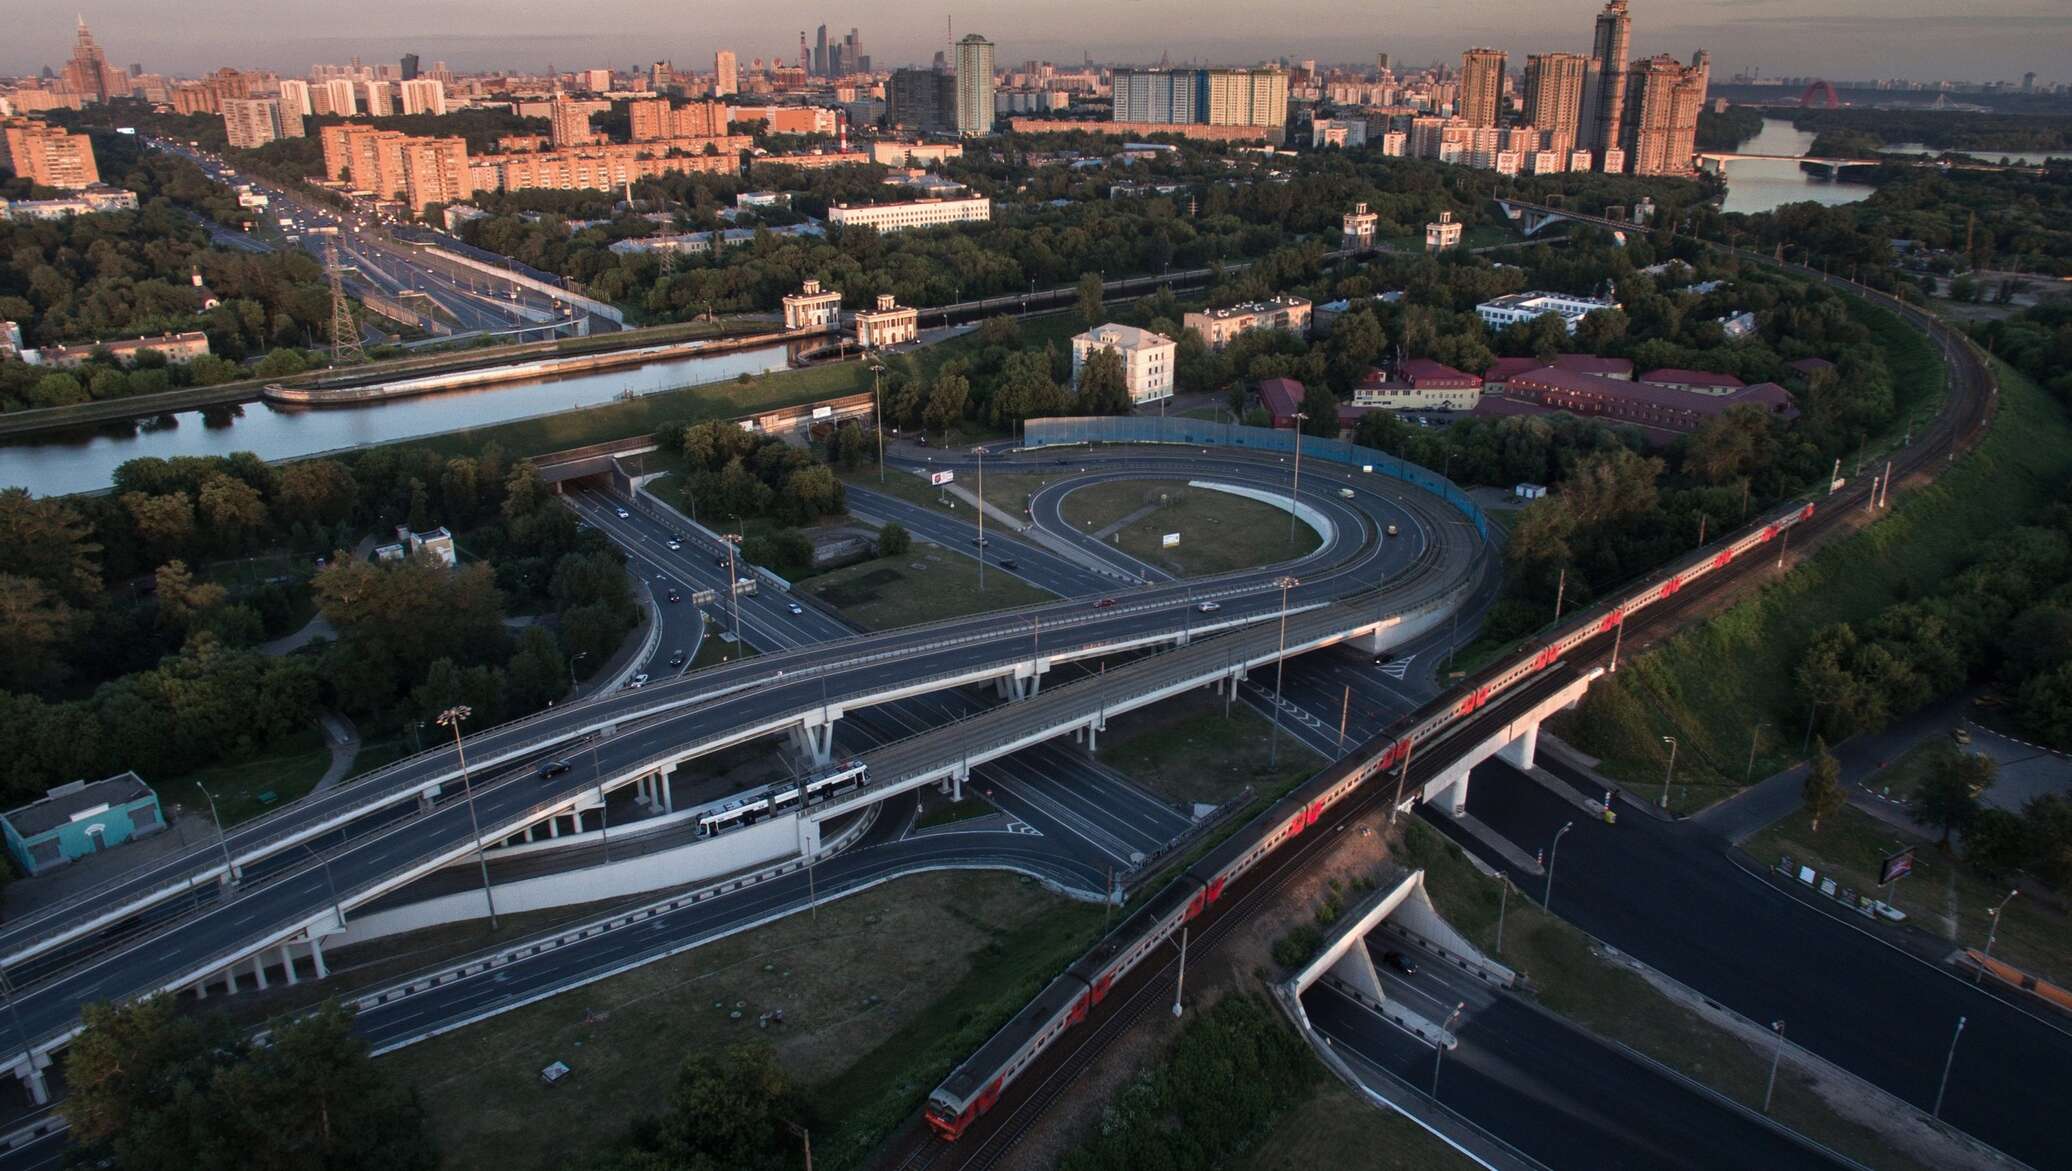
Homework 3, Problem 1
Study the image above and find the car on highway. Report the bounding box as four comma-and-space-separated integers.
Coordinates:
1094, 597, 1116, 609
536, 760, 572, 778
1385, 524, 1399, 537
665, 589, 681, 603
1374, 652, 1396, 666
625, 673, 650, 689
615, 507, 630, 519
1383, 951, 1417, 976
668, 650, 687, 668
714, 554, 728, 568
1197, 601, 1221, 613
1000, 559, 1019, 570
786, 601, 804, 615
971, 537, 989, 547
666, 539, 681, 550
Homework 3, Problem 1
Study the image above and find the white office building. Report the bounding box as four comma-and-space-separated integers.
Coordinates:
1476, 290, 1619, 334
828, 195, 991, 234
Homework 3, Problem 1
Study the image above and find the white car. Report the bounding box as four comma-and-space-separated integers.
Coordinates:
625, 673, 649, 689
787, 602, 804, 615
666, 539, 681, 550
615, 507, 630, 519
1197, 601, 1221, 613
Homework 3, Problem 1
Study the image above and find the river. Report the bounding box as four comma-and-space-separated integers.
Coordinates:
1717, 118, 1878, 215
1, 342, 797, 498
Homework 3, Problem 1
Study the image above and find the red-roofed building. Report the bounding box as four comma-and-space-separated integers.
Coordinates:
1787, 357, 1835, 378
1257, 377, 1307, 428
1484, 354, 1634, 391
1506, 366, 1797, 441
1353, 359, 1481, 412
1639, 367, 1747, 395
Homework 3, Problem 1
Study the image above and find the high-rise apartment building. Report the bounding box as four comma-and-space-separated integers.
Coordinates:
1458, 48, 1507, 128
319, 123, 470, 211
320, 78, 358, 117
627, 98, 730, 141
1522, 52, 1587, 154
358, 79, 393, 117
1108, 67, 1286, 136
278, 79, 313, 118
1621, 50, 1707, 175
888, 68, 958, 133
550, 97, 594, 147
1111, 69, 1202, 123
954, 34, 995, 137
1582, 0, 1631, 168
222, 98, 301, 149
399, 79, 446, 116
714, 50, 738, 96
0, 119, 100, 189
1203, 68, 1289, 134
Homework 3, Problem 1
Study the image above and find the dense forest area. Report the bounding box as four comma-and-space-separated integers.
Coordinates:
1791, 108, 2072, 155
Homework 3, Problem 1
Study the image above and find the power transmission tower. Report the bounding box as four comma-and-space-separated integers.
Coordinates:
325, 237, 364, 365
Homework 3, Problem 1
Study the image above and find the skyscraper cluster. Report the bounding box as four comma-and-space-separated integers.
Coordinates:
810, 24, 869, 78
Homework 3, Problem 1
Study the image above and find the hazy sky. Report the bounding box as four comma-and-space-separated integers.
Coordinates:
11, 1, 2067, 84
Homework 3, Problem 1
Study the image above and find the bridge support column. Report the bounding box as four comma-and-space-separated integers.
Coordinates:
15, 1058, 49, 1107
252, 953, 269, 991
308, 933, 329, 980
1426, 762, 1471, 818
658, 765, 675, 813
222, 965, 238, 996
1498, 722, 1540, 772
280, 943, 299, 985
788, 716, 836, 768
1329, 943, 1388, 1006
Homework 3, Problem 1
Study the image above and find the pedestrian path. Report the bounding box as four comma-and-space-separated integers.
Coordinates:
309, 710, 361, 795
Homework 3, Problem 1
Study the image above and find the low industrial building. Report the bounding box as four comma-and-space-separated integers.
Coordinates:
1475, 290, 1618, 335
25, 330, 211, 368
3, 773, 166, 877
869, 140, 964, 166
782, 278, 843, 332
1183, 295, 1311, 352
0, 186, 138, 220
853, 293, 919, 349
1639, 367, 1746, 395
1501, 365, 1798, 439
1072, 322, 1175, 405
1257, 376, 1308, 428
1483, 354, 1634, 389
827, 195, 990, 235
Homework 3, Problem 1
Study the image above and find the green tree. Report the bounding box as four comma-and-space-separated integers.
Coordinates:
1909, 744, 1995, 846
253, 348, 308, 377
878, 520, 910, 557
1077, 271, 1105, 329
29, 373, 87, 408
0, 573, 75, 689
629, 1044, 800, 1171
1075, 347, 1132, 416
923, 372, 970, 440
152, 560, 228, 633
1299, 382, 1340, 436
1802, 737, 1846, 833
0, 488, 103, 605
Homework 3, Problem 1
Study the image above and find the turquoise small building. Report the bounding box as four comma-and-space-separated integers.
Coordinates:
2, 773, 166, 877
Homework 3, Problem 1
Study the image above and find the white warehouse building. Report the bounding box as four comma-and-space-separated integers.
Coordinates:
827, 195, 991, 235
1476, 291, 1620, 335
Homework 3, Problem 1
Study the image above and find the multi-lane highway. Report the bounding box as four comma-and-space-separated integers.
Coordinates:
0, 445, 1485, 1092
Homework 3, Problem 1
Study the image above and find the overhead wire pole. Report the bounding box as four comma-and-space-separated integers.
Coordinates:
871, 361, 887, 484
975, 446, 987, 592
1286, 412, 1309, 544
723, 530, 744, 650
436, 705, 500, 930
1267, 575, 1300, 768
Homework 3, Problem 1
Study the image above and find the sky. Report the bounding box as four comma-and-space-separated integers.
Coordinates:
9, 1, 2067, 85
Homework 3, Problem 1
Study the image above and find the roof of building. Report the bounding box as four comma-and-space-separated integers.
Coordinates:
1076, 322, 1174, 350
1639, 367, 1745, 389
5, 772, 154, 837
1787, 356, 1836, 374
1483, 356, 1543, 383
1512, 365, 1797, 422
1192, 294, 1311, 321
1257, 377, 1305, 418
1472, 396, 1556, 422
1400, 358, 1479, 387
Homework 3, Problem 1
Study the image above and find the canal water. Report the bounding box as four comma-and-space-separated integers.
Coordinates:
1, 342, 796, 498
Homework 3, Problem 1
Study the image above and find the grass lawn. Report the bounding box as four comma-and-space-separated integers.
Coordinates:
1394, 819, 1937, 1171
909, 310, 1086, 386
1744, 801, 2072, 990
689, 617, 758, 670
1057, 478, 1319, 577
344, 733, 414, 783
1096, 690, 1324, 808
1556, 356, 2072, 814
399, 359, 872, 462
377, 871, 1101, 1171
158, 730, 332, 828
1244, 1077, 1477, 1171
913, 788, 999, 829
799, 549, 1054, 631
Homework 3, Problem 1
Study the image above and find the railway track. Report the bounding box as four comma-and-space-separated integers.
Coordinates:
872, 265, 1997, 1171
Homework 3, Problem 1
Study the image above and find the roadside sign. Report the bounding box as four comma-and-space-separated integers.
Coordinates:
812, 405, 833, 419
1879, 846, 1915, 886
1162, 532, 1181, 548
930, 470, 956, 486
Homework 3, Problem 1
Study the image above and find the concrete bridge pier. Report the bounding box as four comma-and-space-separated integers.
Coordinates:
1499, 722, 1539, 771
1426, 761, 1472, 818
10, 1052, 52, 1106
995, 660, 1048, 701
787, 710, 840, 767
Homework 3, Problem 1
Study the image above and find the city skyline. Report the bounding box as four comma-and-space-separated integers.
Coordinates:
4, 1, 2061, 84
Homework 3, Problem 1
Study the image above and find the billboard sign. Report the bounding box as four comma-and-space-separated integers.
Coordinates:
1879, 846, 1915, 886
1162, 533, 1181, 548
930, 470, 956, 486
812, 405, 834, 419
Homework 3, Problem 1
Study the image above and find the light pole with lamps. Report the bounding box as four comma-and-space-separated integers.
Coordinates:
568, 649, 589, 694
196, 781, 238, 887
1933, 1015, 1966, 1121
870, 362, 887, 484
1545, 821, 1574, 912
436, 705, 500, 931
721, 530, 744, 646
1432, 1001, 1466, 1096
1979, 889, 2020, 980
1745, 722, 1769, 784
1660, 735, 1678, 809
1762, 1019, 1787, 1113
1285, 413, 1309, 544
1267, 575, 1301, 768
974, 445, 988, 592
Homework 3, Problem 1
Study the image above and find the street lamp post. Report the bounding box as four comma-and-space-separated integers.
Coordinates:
722, 530, 744, 646
590, 733, 611, 864
1172, 925, 1189, 1017
1267, 575, 1301, 768
436, 705, 500, 930
1545, 821, 1574, 912
975, 446, 988, 593
1286, 413, 1309, 544
1979, 889, 2020, 980
1933, 1015, 1966, 1121
1746, 723, 1769, 784
196, 782, 238, 887
1432, 1001, 1466, 1097
1660, 735, 1678, 809
870, 362, 887, 484
1495, 874, 1510, 955
1763, 1020, 1787, 1113
569, 650, 589, 694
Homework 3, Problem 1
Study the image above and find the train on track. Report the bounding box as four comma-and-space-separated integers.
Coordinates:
922, 495, 1818, 1141
694, 759, 870, 837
